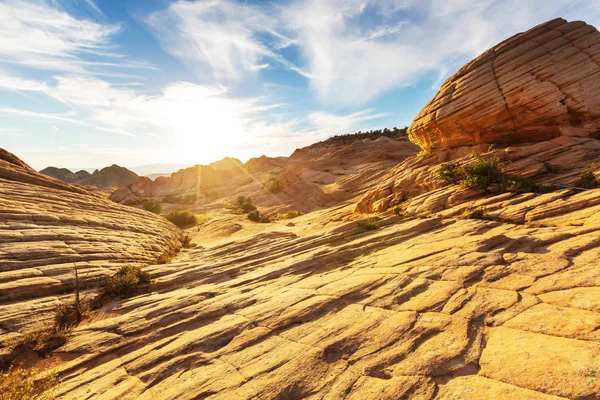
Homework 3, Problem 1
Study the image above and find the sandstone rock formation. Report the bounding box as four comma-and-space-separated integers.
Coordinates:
408, 18, 600, 150
0, 149, 182, 358
6, 18, 600, 400
35, 194, 600, 399
40, 164, 138, 187
112, 138, 419, 215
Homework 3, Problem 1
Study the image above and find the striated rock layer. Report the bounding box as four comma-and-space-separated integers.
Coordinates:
408, 18, 600, 150
0, 149, 182, 350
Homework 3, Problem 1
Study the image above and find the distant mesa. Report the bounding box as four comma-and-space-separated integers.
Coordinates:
40, 164, 138, 187
408, 18, 600, 150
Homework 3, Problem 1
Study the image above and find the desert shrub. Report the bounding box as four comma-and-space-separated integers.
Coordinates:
54, 298, 91, 329
235, 196, 256, 213
357, 217, 380, 231
418, 142, 435, 159
155, 250, 175, 265
180, 194, 197, 205
461, 154, 504, 191
247, 210, 260, 222
142, 199, 162, 214
0, 367, 57, 400
284, 210, 304, 219
164, 208, 197, 228
465, 207, 490, 220
502, 176, 536, 193
247, 210, 270, 223
544, 162, 561, 174
181, 233, 193, 248
101, 266, 152, 299
393, 206, 403, 216
11, 325, 71, 358
265, 178, 282, 193
579, 170, 597, 189
438, 161, 461, 184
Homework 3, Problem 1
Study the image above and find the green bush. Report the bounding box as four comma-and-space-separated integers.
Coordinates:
465, 207, 490, 220
579, 170, 597, 189
247, 210, 270, 223
142, 199, 162, 214
247, 210, 260, 222
285, 210, 304, 219
438, 161, 461, 184
236, 196, 256, 213
502, 176, 536, 193
182, 233, 193, 248
164, 208, 197, 228
103, 266, 152, 299
357, 217, 380, 231
265, 178, 282, 193
461, 154, 504, 191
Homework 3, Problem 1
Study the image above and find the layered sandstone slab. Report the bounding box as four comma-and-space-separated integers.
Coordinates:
41, 203, 600, 399
0, 149, 182, 343
408, 18, 600, 150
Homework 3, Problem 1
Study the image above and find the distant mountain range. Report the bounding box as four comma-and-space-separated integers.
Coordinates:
40, 163, 192, 186
40, 165, 139, 187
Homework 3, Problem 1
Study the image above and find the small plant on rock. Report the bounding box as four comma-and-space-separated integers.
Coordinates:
181, 233, 193, 248
247, 210, 270, 223
357, 217, 380, 231
284, 210, 304, 219
465, 207, 490, 220
101, 265, 152, 299
578, 170, 597, 189
461, 153, 504, 191
438, 161, 462, 184
164, 208, 197, 228
544, 162, 561, 174
235, 196, 256, 213
0, 367, 58, 400
502, 175, 536, 193
393, 206, 403, 216
142, 199, 162, 214
264, 178, 282, 193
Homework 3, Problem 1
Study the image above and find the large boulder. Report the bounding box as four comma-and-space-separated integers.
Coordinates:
408, 18, 600, 150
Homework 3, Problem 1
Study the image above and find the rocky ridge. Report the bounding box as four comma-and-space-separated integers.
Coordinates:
0, 149, 182, 360
40, 164, 139, 187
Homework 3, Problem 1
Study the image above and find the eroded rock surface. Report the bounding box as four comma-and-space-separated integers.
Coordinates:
44, 205, 600, 399
408, 18, 600, 150
0, 149, 182, 351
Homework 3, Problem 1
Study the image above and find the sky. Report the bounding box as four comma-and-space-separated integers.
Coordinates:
1, 0, 599, 170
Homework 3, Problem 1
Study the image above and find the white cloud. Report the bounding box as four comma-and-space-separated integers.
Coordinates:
0, 0, 154, 76
283, 0, 600, 105
0, 71, 48, 91
0, 106, 86, 125
145, 0, 301, 83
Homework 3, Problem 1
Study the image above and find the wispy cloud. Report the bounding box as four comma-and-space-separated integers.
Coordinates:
145, 0, 302, 83
0, 71, 48, 91
0, 106, 86, 125
283, 0, 600, 105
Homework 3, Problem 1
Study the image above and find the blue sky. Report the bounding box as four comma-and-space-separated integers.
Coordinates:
1, 0, 599, 170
